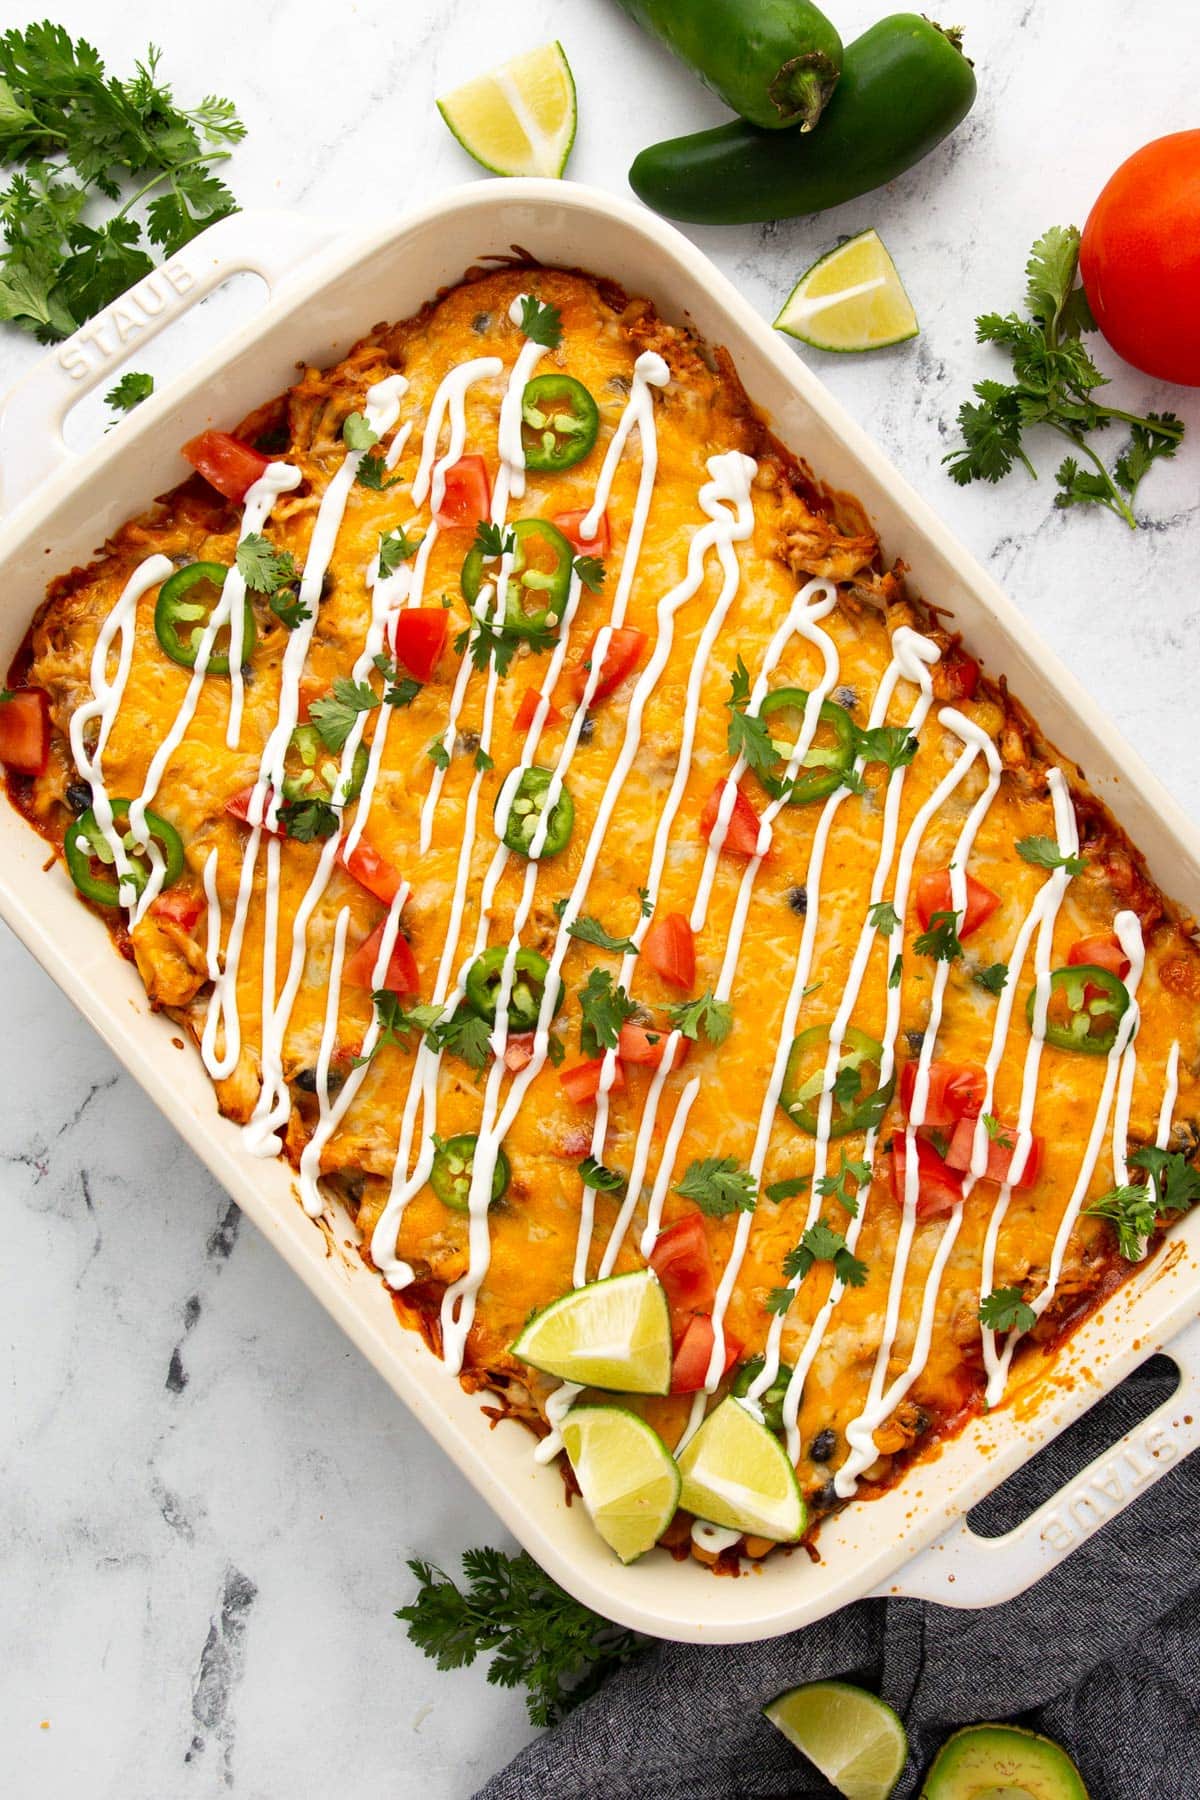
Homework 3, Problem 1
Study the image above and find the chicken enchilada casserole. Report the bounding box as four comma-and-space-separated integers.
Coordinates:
5, 263, 1199, 1568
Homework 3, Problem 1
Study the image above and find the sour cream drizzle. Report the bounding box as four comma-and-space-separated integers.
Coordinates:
240, 376, 414, 1154
594, 579, 840, 1283
980, 908, 1146, 1406
367, 354, 671, 1289
825, 716, 1007, 1485
830, 767, 1078, 1495
127, 464, 302, 924
343, 360, 502, 864
67, 554, 175, 910
432, 450, 758, 1372
692, 637, 944, 1442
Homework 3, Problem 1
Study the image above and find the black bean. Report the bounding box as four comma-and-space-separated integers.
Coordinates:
457, 729, 480, 756
254, 424, 291, 456
809, 1428, 836, 1463
809, 1479, 838, 1511
472, 311, 492, 334
577, 714, 595, 745
788, 885, 808, 916
293, 1067, 318, 1093
833, 684, 858, 710
65, 780, 92, 815
904, 1029, 925, 1055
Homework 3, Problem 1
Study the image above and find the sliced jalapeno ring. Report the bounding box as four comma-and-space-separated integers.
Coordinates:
153, 562, 256, 675
779, 1022, 895, 1137
430, 1133, 511, 1213
497, 765, 574, 859
732, 1356, 797, 1436
520, 374, 600, 472
280, 724, 368, 806
461, 517, 575, 640
65, 799, 185, 907
464, 945, 564, 1030
1031, 965, 1131, 1056
757, 686, 856, 805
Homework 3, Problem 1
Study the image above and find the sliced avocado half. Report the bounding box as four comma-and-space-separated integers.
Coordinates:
921, 1724, 1089, 1800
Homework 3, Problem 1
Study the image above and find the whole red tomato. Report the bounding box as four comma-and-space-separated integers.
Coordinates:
1079, 130, 1200, 386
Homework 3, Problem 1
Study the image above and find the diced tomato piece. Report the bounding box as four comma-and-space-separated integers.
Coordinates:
435, 455, 491, 529
225, 784, 284, 833
514, 687, 564, 732
890, 1134, 965, 1221
641, 912, 695, 990
649, 1214, 715, 1318
504, 1032, 535, 1073
571, 626, 646, 701
0, 688, 50, 775
700, 779, 768, 859
669, 1313, 741, 1394
617, 1021, 691, 1071
296, 676, 325, 725
149, 889, 205, 931
551, 507, 610, 556
937, 647, 980, 702
181, 430, 270, 503
900, 1059, 987, 1131
1068, 933, 1131, 981
945, 1115, 1043, 1189
343, 920, 418, 995
915, 868, 1000, 940
393, 608, 447, 682
558, 1056, 626, 1106
338, 838, 405, 905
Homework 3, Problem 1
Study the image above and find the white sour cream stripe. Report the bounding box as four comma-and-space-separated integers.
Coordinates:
830, 767, 1079, 1496
698, 636, 943, 1431
594, 579, 840, 1283
366, 354, 670, 1284
981, 908, 1147, 1405
127, 464, 303, 924
430, 450, 758, 1372
66, 554, 176, 910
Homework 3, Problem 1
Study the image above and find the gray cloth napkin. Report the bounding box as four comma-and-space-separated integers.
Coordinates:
477, 1356, 1199, 1800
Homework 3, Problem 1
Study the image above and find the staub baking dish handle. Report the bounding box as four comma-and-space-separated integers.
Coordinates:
0, 209, 341, 517
875, 1312, 1200, 1609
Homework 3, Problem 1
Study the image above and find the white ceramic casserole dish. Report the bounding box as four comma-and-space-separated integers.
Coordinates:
1, 181, 1197, 1644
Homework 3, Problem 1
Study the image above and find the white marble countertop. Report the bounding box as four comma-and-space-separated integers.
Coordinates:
2, 1, 1197, 1793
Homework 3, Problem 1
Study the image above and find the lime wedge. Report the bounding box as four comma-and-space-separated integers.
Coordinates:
764, 1681, 908, 1800
437, 42, 577, 179
560, 1404, 681, 1563
511, 1269, 672, 1393
774, 230, 918, 353
676, 1397, 806, 1541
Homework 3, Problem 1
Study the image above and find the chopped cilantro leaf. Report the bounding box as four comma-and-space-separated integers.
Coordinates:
675, 1156, 756, 1218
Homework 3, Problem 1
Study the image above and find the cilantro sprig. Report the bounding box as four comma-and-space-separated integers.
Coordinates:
567, 915, 638, 957
517, 294, 562, 349
1085, 1146, 1200, 1261
913, 909, 964, 963
577, 968, 637, 1056
104, 369, 152, 412
978, 1286, 1037, 1333
724, 657, 775, 779
397, 1548, 644, 1728
675, 1156, 756, 1218
944, 225, 1183, 528
1016, 835, 1087, 877
308, 677, 379, 753
0, 26, 245, 341
665, 990, 732, 1046
781, 1219, 867, 1291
